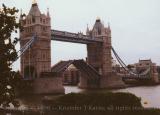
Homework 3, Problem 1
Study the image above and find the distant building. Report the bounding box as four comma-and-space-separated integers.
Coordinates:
135, 59, 156, 73
112, 59, 158, 74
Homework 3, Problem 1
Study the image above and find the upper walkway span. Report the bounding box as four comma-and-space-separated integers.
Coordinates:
51, 30, 103, 44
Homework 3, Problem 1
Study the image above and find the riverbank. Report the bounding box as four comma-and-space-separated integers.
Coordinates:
64, 85, 160, 108
1, 108, 160, 115
1, 107, 160, 115
1, 92, 160, 115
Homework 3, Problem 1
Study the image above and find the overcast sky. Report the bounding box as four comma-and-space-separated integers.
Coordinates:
1, 0, 160, 71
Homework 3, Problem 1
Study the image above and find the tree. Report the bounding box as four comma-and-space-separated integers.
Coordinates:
0, 4, 22, 107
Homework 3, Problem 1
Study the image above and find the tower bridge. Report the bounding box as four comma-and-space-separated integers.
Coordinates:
19, 1, 126, 94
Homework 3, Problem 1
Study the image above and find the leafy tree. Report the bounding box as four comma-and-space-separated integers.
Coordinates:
0, 4, 23, 107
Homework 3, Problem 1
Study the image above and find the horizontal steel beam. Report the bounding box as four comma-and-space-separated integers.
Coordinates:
51, 29, 103, 44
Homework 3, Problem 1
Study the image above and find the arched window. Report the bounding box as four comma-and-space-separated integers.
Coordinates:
43, 19, 45, 24
43, 54, 45, 59
32, 17, 35, 23
23, 20, 26, 25
40, 18, 42, 23
46, 19, 48, 24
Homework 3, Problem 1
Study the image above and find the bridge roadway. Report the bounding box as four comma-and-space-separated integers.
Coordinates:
51, 30, 103, 44
51, 59, 101, 79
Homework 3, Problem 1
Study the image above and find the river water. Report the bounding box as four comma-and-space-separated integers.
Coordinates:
64, 85, 160, 108
16, 85, 160, 110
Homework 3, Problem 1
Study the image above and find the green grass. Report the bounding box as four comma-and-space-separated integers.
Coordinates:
1, 92, 160, 115
44, 92, 142, 107
42, 92, 160, 115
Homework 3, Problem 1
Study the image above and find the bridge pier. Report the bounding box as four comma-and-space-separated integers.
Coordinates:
78, 72, 94, 88
78, 74, 100, 89
33, 74, 65, 94
100, 73, 126, 89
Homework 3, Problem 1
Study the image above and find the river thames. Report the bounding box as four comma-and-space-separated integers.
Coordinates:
65, 85, 160, 108
17, 85, 160, 110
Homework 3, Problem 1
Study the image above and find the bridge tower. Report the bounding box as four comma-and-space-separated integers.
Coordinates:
20, 2, 51, 78
20, 2, 64, 94
87, 18, 124, 88
87, 18, 112, 75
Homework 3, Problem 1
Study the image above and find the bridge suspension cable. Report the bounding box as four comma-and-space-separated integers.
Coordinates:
111, 46, 152, 78
111, 46, 139, 76
11, 35, 37, 65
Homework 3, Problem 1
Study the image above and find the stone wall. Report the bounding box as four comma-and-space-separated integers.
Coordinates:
100, 73, 126, 89
33, 77, 64, 94
78, 73, 88, 88
78, 73, 100, 89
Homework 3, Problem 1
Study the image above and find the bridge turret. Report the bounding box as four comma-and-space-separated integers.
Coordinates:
47, 8, 50, 17
29, 2, 41, 16
19, 9, 23, 27
92, 18, 106, 37
86, 24, 90, 36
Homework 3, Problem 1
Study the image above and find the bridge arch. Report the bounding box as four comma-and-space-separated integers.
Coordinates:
51, 60, 101, 88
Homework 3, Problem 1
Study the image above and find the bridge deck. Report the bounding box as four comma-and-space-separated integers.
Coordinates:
51, 59, 101, 79
51, 30, 103, 44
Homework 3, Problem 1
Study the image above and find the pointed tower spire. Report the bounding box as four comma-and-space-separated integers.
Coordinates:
19, 9, 23, 21
92, 17, 104, 36
108, 22, 111, 32
20, 9, 22, 15
96, 16, 100, 21
86, 24, 90, 35
108, 22, 110, 29
32, 0, 37, 4
29, 0, 41, 16
20, 9, 22, 17
87, 24, 89, 31
47, 8, 50, 17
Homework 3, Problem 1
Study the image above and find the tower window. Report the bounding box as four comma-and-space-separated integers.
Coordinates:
40, 18, 42, 23
98, 29, 101, 35
32, 17, 35, 23
23, 20, 26, 25
42, 27, 47, 31
43, 27, 45, 31
43, 19, 45, 24
43, 54, 45, 59
46, 19, 48, 24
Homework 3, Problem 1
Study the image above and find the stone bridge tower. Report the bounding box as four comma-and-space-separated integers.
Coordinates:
20, 2, 51, 78
87, 18, 124, 88
87, 18, 112, 76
